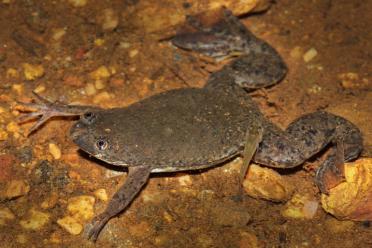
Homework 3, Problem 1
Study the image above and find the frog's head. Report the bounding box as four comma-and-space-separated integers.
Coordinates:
70, 110, 130, 166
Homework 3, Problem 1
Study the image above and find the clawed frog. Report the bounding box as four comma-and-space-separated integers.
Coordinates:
17, 8, 363, 241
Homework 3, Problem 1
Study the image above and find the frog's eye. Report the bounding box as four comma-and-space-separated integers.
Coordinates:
82, 112, 96, 123
96, 139, 108, 151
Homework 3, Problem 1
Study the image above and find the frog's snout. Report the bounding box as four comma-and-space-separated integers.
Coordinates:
70, 122, 87, 143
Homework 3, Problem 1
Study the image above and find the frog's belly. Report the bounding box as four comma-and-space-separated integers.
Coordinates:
89, 88, 261, 170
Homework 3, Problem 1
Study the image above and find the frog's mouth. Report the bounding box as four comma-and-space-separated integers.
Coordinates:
70, 122, 97, 155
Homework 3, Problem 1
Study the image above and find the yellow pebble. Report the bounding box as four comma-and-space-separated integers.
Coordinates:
33, 84, 46, 94
84, 83, 96, 96
129, 49, 138, 58
22, 63, 45, 81
12, 83, 24, 95
57, 216, 83, 235
6, 121, 20, 133
94, 188, 108, 201
94, 38, 105, 46
0, 129, 8, 140
90, 66, 110, 80
93, 91, 111, 104
95, 79, 106, 90
49, 143, 62, 160
6, 68, 19, 78
303, 48, 318, 63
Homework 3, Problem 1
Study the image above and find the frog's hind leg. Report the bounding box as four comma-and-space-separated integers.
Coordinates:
84, 166, 151, 242
253, 111, 362, 192
285, 111, 362, 193
172, 8, 287, 91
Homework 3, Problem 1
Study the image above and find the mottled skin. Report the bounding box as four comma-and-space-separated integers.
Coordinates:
18, 9, 363, 241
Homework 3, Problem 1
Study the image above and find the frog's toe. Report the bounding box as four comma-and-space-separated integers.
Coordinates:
84, 214, 110, 242
315, 158, 345, 194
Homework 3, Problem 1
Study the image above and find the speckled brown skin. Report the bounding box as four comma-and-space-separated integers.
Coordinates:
18, 8, 363, 242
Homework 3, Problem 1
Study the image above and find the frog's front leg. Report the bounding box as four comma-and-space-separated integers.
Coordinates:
85, 166, 151, 242
16, 92, 100, 135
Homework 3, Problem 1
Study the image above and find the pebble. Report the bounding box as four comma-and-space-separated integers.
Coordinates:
239, 231, 259, 248
339, 72, 369, 89
176, 174, 193, 186
52, 28, 66, 41
321, 158, 372, 220
67, 195, 95, 221
22, 63, 45, 80
243, 164, 293, 202
94, 188, 108, 202
95, 79, 106, 90
101, 8, 119, 31
1, 179, 30, 200
281, 193, 319, 219
0, 207, 15, 225
84, 83, 96, 96
129, 49, 139, 58
0, 128, 8, 140
6, 68, 18, 78
90, 66, 111, 80
303, 48, 318, 62
33, 84, 46, 94
19, 209, 50, 230
48, 143, 61, 160
12, 83, 23, 95
93, 91, 111, 104
57, 216, 83, 235
289, 46, 303, 59
68, 0, 87, 7
94, 38, 105, 46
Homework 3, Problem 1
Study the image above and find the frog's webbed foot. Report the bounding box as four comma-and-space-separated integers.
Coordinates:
314, 138, 345, 193
16, 92, 98, 135
84, 214, 110, 242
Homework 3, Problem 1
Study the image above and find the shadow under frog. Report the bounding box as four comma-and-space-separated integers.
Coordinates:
18, 8, 363, 241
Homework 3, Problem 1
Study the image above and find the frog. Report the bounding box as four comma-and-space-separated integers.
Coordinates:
17, 8, 363, 241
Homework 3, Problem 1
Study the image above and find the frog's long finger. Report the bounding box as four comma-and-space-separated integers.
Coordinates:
26, 114, 54, 135
32, 91, 54, 105
16, 112, 42, 123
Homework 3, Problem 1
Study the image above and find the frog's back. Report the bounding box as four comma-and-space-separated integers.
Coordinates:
83, 88, 261, 171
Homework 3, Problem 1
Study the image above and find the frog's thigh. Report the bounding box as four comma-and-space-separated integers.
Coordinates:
253, 125, 306, 169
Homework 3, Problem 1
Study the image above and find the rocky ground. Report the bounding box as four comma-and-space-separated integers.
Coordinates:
0, 0, 371, 247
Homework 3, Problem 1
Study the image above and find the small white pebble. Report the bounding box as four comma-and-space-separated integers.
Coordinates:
49, 143, 61, 160
303, 48, 318, 62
